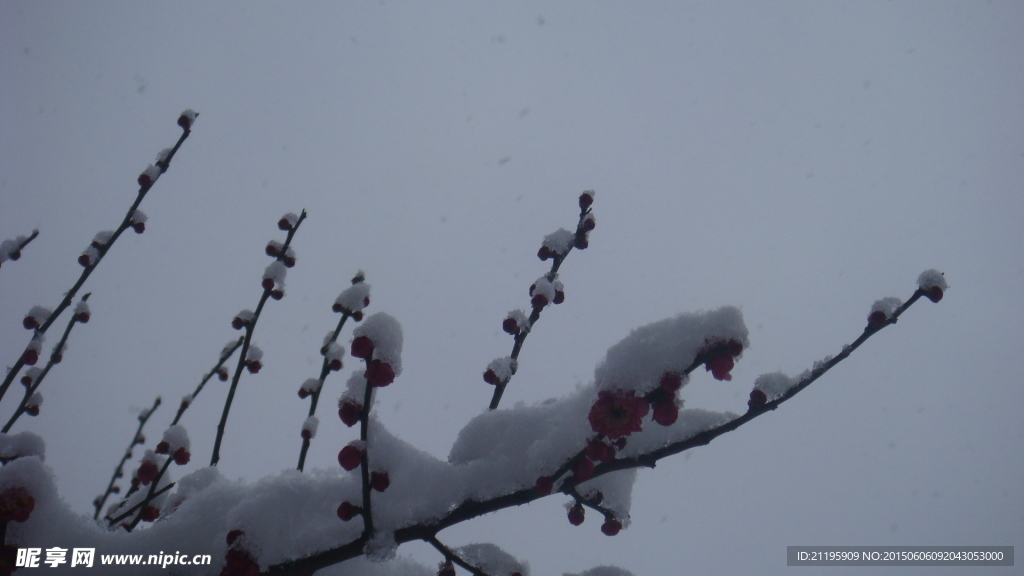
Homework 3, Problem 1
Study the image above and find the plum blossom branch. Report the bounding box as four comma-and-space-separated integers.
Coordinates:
296, 272, 369, 472
0, 111, 196, 406
92, 396, 161, 520
2, 294, 92, 433
0, 229, 39, 271
488, 191, 596, 410
211, 211, 307, 467
265, 276, 943, 576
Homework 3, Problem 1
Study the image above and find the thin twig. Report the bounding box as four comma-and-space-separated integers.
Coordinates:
93, 396, 161, 520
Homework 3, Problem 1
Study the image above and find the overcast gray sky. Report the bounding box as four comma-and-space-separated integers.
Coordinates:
2, 2, 1022, 574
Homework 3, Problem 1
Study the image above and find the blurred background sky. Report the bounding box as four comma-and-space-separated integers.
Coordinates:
1, 2, 1022, 574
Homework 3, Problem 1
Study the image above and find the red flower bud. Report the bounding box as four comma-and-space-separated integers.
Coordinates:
574, 458, 595, 482
924, 286, 943, 303
867, 310, 887, 329
579, 191, 594, 210
261, 277, 275, 291
535, 476, 554, 495
21, 349, 39, 366
370, 471, 390, 492
173, 447, 191, 465
155, 441, 170, 454
748, 388, 768, 409
338, 445, 362, 471
537, 246, 553, 261
502, 317, 518, 335
140, 505, 160, 522
574, 235, 589, 250
553, 290, 565, 305
567, 503, 585, 526
337, 501, 361, 521
601, 518, 622, 536
131, 222, 146, 234
351, 335, 374, 359
339, 400, 361, 427
365, 360, 395, 387
246, 360, 262, 374
483, 368, 501, 385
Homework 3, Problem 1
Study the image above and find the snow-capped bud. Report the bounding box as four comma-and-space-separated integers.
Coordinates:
483, 357, 514, 386
338, 444, 362, 471
74, 301, 91, 323
232, 309, 255, 330
21, 335, 43, 366
352, 270, 365, 284
130, 209, 148, 234
156, 441, 170, 454
263, 260, 286, 292
337, 501, 361, 521
278, 212, 299, 231
25, 393, 42, 417
351, 335, 374, 359
339, 398, 362, 427
335, 283, 372, 316
502, 317, 519, 334
574, 234, 589, 250
867, 310, 887, 329
20, 368, 42, 387
370, 471, 390, 492
136, 455, 160, 486
748, 388, 768, 409
300, 416, 318, 440
22, 306, 51, 330
79, 245, 100, 268
365, 360, 395, 387
217, 367, 229, 382
179, 395, 192, 411
173, 447, 190, 465
601, 518, 622, 536
917, 269, 947, 303
270, 289, 284, 300
582, 213, 596, 232
138, 164, 161, 188
567, 503, 585, 526
282, 247, 297, 268
245, 345, 263, 374
868, 297, 901, 329
265, 240, 282, 257
134, 434, 146, 446
579, 190, 595, 210
177, 109, 198, 130
299, 378, 322, 399
541, 228, 575, 259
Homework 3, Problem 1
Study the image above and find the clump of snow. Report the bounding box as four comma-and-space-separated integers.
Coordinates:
565, 566, 636, 576
302, 416, 318, 439
456, 543, 529, 576
0, 432, 45, 460
506, 309, 531, 332
246, 345, 263, 363
594, 307, 748, 394
263, 260, 287, 284
336, 282, 372, 313
161, 425, 190, 453
26, 305, 52, 326
542, 228, 576, 256
753, 372, 796, 400
324, 342, 345, 363
917, 269, 948, 291
301, 378, 323, 395
579, 469, 636, 526
353, 313, 403, 374
871, 297, 902, 319
487, 357, 516, 381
